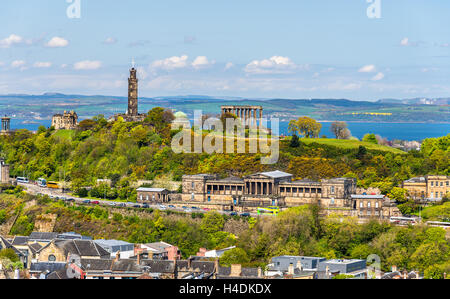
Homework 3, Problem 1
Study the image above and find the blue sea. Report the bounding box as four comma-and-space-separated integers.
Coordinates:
9, 119, 449, 141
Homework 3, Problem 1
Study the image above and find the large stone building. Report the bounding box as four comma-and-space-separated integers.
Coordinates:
403, 175, 450, 201
115, 65, 146, 122
51, 110, 78, 130
182, 170, 357, 210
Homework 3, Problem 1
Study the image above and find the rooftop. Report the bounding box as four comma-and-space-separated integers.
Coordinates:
322, 259, 365, 265
136, 187, 167, 192
351, 195, 385, 200
94, 239, 133, 247
259, 170, 293, 179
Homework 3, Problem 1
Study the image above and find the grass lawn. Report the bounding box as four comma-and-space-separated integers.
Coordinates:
299, 138, 406, 154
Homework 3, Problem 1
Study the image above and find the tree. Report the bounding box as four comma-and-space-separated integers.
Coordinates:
331, 121, 351, 139
288, 117, 322, 138
388, 187, 408, 204
220, 248, 250, 267
0, 249, 19, 263
363, 134, 378, 144
289, 134, 300, 148
201, 212, 225, 234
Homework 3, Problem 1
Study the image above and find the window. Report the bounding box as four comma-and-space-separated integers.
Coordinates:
191, 182, 195, 189
208, 196, 211, 202
140, 195, 143, 201
191, 193, 195, 200
48, 255, 56, 262
360, 202, 364, 208
368, 202, 371, 208
441, 182, 444, 187
330, 198, 335, 205
436, 192, 439, 198
331, 186, 335, 194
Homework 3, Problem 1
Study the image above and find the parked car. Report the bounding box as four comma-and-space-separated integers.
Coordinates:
182, 206, 188, 210
184, 208, 192, 213
230, 212, 238, 216
66, 198, 75, 202
142, 204, 150, 209
92, 201, 100, 205
109, 202, 116, 206
168, 205, 176, 209
117, 203, 126, 207
203, 208, 211, 212
82, 200, 91, 204
191, 206, 199, 210
240, 213, 251, 217
133, 204, 141, 208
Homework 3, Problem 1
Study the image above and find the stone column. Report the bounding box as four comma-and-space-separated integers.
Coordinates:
259, 109, 263, 128
253, 109, 257, 127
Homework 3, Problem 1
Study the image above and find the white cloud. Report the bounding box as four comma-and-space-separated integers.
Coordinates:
11, 60, 26, 68
103, 37, 117, 45
244, 56, 298, 74
73, 60, 102, 70
192, 56, 214, 69
46, 37, 69, 48
151, 55, 189, 70
372, 72, 385, 81
0, 34, 31, 48
225, 62, 234, 70
358, 64, 376, 73
400, 37, 409, 46
33, 62, 52, 68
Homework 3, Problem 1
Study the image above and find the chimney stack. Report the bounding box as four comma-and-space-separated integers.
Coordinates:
288, 263, 295, 276
231, 264, 242, 277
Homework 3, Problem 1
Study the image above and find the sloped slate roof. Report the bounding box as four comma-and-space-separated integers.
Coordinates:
11, 236, 29, 246
29, 242, 43, 254
55, 240, 110, 257
29, 232, 59, 241
30, 262, 67, 273
0, 235, 23, 256
140, 260, 175, 273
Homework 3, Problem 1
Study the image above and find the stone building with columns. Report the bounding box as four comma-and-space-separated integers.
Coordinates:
181, 170, 357, 211
221, 105, 263, 128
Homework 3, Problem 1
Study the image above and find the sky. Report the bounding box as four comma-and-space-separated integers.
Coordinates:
1, 0, 450, 101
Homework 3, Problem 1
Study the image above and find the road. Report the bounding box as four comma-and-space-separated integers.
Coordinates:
18, 182, 257, 217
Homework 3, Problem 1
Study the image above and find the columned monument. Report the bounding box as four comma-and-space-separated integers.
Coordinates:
221, 105, 263, 128
0, 116, 12, 136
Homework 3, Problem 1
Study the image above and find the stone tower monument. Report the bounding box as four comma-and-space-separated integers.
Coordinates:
114, 62, 146, 122
127, 66, 138, 117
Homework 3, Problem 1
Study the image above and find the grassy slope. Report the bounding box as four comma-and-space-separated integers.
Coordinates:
299, 138, 406, 154
53, 129, 75, 139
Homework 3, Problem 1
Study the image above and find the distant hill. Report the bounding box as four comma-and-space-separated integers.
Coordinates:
0, 93, 448, 123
